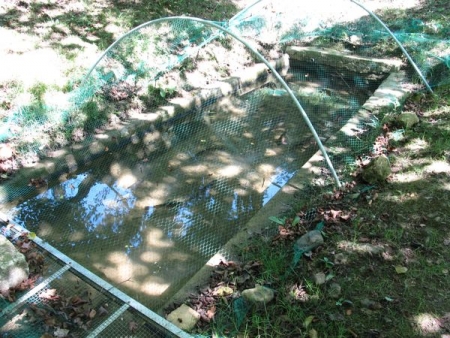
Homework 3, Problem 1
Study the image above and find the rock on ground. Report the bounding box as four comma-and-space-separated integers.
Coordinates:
397, 112, 419, 129
361, 155, 391, 184
0, 234, 29, 293
166, 304, 200, 332
241, 284, 275, 305
295, 230, 324, 252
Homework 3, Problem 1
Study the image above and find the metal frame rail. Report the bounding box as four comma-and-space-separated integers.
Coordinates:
0, 212, 191, 338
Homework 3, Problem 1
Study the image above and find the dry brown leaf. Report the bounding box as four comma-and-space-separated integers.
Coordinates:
44, 317, 57, 326
330, 209, 341, 219
39, 288, 59, 300
339, 213, 351, 221
71, 295, 88, 305
98, 305, 109, 316
20, 240, 33, 251
53, 328, 69, 338
206, 305, 216, 319
129, 320, 138, 333
40, 334, 53, 338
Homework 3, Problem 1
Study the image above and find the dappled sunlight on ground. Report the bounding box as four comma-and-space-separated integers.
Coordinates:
424, 160, 450, 175
337, 240, 385, 255
405, 137, 429, 152
413, 313, 443, 335
0, 31, 66, 88
0, 1, 448, 337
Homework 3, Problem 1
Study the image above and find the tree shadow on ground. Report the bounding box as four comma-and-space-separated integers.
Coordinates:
0, 0, 238, 55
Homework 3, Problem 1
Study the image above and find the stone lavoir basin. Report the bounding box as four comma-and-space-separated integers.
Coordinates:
0, 48, 408, 316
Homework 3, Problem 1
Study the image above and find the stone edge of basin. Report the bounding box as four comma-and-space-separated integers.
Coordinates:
286, 46, 403, 74
0, 55, 289, 208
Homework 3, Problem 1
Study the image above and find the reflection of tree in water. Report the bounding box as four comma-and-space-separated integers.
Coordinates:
11, 171, 139, 246
145, 177, 265, 257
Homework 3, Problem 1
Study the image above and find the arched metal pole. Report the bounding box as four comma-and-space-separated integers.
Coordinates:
350, 0, 433, 93
82, 16, 342, 187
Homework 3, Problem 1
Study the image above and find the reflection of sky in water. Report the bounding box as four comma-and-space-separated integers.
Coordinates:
11, 165, 295, 257
229, 191, 240, 220
12, 173, 90, 225
263, 167, 297, 206
12, 172, 137, 244
80, 181, 136, 233
30, 173, 89, 206
171, 205, 193, 238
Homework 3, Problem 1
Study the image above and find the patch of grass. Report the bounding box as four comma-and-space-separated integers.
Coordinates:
141, 84, 178, 108
80, 100, 108, 132
29, 82, 47, 108
189, 86, 450, 337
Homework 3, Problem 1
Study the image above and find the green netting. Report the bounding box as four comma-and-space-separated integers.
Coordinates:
229, 0, 449, 89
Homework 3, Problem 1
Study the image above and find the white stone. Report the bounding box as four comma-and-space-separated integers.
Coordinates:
166, 304, 200, 332
241, 284, 275, 305
0, 144, 13, 161
0, 234, 29, 292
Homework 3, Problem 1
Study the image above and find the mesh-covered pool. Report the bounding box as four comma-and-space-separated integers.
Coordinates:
5, 58, 381, 312
2, 0, 448, 336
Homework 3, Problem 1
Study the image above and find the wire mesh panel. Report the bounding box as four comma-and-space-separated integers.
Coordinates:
1, 270, 123, 337
0, 226, 186, 338
230, 0, 450, 89
0, 13, 388, 315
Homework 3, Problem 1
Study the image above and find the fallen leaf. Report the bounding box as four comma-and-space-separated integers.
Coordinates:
39, 288, 59, 300
339, 213, 351, 221
330, 209, 340, 219
309, 328, 318, 338
292, 215, 301, 226
129, 321, 138, 333
54, 328, 69, 338
325, 273, 335, 281
349, 192, 360, 199
28, 177, 47, 188
89, 309, 96, 319
206, 305, 216, 320
20, 240, 33, 250
71, 295, 88, 305
395, 266, 408, 274
269, 216, 286, 225
44, 317, 57, 326
303, 315, 314, 328
213, 285, 233, 297
98, 305, 109, 316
